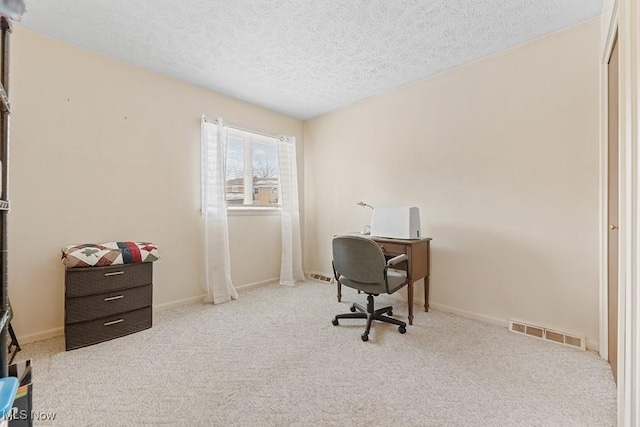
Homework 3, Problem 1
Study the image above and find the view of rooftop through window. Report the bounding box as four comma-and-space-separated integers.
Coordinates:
225, 131, 279, 207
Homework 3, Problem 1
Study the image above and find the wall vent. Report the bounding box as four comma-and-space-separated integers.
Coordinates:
509, 320, 585, 350
308, 272, 334, 284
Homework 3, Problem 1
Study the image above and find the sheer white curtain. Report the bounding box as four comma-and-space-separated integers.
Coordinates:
201, 116, 238, 303
277, 136, 304, 286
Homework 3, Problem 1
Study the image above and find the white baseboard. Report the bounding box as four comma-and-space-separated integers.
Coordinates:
151, 278, 278, 311
18, 326, 64, 345
428, 302, 509, 328
153, 294, 206, 311
18, 294, 208, 344
430, 302, 599, 351
585, 340, 599, 352
235, 277, 279, 291
16, 278, 277, 345
154, 278, 277, 310
17, 282, 600, 353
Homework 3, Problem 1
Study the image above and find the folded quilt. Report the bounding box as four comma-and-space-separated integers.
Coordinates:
61, 242, 160, 268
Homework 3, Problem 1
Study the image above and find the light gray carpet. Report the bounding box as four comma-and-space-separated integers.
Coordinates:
19, 281, 616, 426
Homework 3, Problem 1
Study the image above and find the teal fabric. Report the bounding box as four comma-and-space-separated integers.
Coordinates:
0, 377, 18, 418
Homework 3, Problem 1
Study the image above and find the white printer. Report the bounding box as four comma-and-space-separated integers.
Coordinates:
370, 207, 421, 239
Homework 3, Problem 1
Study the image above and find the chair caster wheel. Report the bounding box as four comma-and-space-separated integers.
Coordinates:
361, 333, 369, 342
350, 305, 356, 312
398, 326, 406, 334
332, 318, 339, 326
388, 310, 393, 316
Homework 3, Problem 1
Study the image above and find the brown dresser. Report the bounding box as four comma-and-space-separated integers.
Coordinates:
65, 262, 153, 350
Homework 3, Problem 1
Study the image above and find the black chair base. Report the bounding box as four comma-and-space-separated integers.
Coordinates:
332, 294, 407, 341
8, 322, 20, 364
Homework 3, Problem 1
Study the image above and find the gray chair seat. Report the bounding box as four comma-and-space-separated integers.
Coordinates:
339, 269, 407, 295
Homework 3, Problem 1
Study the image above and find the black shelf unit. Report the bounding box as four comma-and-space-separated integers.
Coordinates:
0, 15, 12, 378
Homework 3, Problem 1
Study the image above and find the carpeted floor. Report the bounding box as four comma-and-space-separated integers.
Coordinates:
19, 281, 616, 426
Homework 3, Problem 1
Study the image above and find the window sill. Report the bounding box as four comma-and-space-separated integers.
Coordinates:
227, 206, 282, 216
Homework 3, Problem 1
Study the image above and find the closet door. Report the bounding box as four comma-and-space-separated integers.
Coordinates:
607, 36, 619, 383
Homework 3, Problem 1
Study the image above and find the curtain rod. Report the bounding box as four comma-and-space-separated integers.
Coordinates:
203, 115, 285, 141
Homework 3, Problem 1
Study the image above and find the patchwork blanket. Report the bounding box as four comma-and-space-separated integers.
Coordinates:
61, 242, 160, 268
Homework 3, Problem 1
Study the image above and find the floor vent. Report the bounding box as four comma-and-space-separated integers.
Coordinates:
509, 320, 585, 350
308, 272, 334, 284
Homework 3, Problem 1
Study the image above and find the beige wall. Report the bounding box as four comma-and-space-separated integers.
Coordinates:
9, 28, 303, 340
304, 19, 601, 345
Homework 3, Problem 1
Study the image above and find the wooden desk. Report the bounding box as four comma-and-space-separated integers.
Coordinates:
335, 236, 432, 325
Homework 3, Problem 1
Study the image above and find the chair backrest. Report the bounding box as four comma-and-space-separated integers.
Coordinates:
332, 235, 386, 284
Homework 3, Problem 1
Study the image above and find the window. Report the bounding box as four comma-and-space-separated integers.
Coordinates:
224, 128, 279, 208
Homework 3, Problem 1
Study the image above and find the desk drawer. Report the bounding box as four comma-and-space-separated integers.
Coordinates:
65, 306, 152, 351
66, 284, 152, 324
378, 242, 407, 256
66, 263, 152, 297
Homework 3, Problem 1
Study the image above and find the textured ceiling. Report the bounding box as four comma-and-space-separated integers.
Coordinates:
20, 0, 601, 120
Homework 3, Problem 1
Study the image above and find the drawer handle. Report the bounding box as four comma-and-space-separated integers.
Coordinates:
380, 245, 385, 252
104, 319, 124, 327
104, 295, 124, 302
104, 271, 124, 277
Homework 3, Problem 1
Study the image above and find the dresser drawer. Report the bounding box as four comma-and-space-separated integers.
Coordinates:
377, 242, 407, 256
66, 284, 152, 324
66, 263, 152, 298
65, 306, 152, 351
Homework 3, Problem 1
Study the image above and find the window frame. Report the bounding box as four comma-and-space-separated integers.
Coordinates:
225, 127, 281, 213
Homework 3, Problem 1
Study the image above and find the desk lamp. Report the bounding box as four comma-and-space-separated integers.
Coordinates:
356, 201, 373, 234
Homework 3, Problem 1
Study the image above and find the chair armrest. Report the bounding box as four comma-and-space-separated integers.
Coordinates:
386, 254, 408, 267
383, 254, 409, 294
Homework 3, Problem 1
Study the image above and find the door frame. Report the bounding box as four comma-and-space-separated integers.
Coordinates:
599, 0, 640, 424
599, 1, 618, 365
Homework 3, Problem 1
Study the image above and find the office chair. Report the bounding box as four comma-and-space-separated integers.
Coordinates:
331, 234, 409, 342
